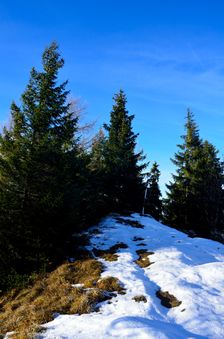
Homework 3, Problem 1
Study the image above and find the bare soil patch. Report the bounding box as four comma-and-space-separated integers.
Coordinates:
132, 295, 147, 303
135, 250, 154, 268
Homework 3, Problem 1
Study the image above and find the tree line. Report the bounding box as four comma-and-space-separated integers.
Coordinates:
0, 42, 223, 291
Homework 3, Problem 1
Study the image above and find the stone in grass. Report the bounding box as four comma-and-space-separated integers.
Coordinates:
132, 295, 147, 303
156, 290, 182, 308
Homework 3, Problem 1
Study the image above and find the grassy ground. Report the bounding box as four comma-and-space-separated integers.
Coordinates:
0, 258, 124, 339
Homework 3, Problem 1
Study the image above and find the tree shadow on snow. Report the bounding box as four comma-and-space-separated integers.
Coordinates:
105, 316, 207, 338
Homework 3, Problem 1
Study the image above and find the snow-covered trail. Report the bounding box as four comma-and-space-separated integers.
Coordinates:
40, 214, 224, 339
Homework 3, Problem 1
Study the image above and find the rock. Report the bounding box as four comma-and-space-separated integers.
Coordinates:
156, 290, 182, 308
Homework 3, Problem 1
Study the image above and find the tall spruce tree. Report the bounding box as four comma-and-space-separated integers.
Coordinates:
84, 128, 108, 219
0, 43, 83, 287
89, 129, 106, 173
194, 140, 224, 235
104, 90, 147, 211
144, 162, 162, 221
164, 110, 224, 237
163, 110, 202, 231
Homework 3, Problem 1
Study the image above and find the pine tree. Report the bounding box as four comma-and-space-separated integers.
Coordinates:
193, 140, 224, 235
83, 128, 108, 220
164, 110, 224, 237
104, 90, 147, 211
144, 162, 162, 220
89, 128, 106, 173
163, 110, 202, 231
0, 42, 83, 286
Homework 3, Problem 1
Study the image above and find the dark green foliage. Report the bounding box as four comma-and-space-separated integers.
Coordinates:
104, 90, 147, 211
0, 43, 85, 289
164, 110, 224, 237
144, 162, 162, 221
80, 129, 109, 223
89, 128, 106, 174
0, 50, 150, 291
193, 140, 224, 235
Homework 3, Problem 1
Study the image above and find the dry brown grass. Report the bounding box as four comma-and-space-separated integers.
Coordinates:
96, 277, 125, 294
0, 259, 116, 339
99, 253, 119, 261
93, 242, 128, 262
132, 295, 147, 303
156, 290, 182, 308
135, 249, 155, 268
0, 259, 126, 339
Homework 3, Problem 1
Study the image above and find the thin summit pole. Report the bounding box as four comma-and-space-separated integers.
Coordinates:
142, 185, 148, 215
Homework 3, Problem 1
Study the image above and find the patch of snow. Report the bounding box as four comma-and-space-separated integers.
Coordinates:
39, 214, 224, 339
71, 283, 84, 288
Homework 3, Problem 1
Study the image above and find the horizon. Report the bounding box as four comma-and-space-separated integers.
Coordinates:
1, 1, 224, 194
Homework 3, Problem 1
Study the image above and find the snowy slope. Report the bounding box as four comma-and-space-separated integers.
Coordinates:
40, 214, 224, 339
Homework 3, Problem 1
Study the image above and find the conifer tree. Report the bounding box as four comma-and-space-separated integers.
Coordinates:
84, 128, 108, 219
163, 110, 202, 231
89, 128, 106, 173
145, 162, 162, 220
0, 42, 83, 286
164, 110, 224, 236
194, 140, 224, 235
104, 90, 147, 211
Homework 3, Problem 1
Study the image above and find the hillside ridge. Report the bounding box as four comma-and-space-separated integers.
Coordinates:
39, 213, 224, 339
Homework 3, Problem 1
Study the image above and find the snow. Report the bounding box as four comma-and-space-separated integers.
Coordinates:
39, 214, 224, 339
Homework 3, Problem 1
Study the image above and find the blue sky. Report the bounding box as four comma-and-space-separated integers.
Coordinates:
1, 1, 224, 193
